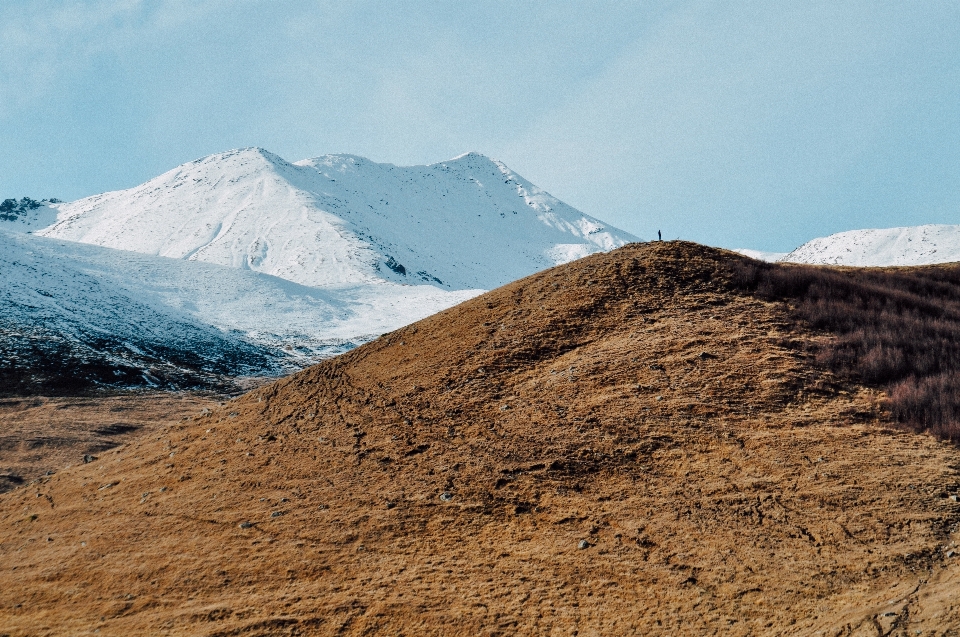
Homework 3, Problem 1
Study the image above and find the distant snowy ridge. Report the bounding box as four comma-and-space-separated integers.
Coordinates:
33, 148, 638, 290
781, 224, 960, 266
731, 248, 787, 263
0, 197, 59, 232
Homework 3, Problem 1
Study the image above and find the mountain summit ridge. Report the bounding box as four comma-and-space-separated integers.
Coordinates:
32, 148, 638, 290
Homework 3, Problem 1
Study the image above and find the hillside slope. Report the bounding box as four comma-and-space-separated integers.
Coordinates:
3, 243, 960, 636
782, 224, 960, 266
34, 148, 637, 290
1, 230, 481, 380
0, 231, 280, 394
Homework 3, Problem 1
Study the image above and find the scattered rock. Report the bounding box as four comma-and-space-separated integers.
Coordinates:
82, 455, 97, 464
439, 492, 453, 502
578, 540, 590, 550
270, 511, 284, 518
98, 483, 116, 490
239, 521, 254, 529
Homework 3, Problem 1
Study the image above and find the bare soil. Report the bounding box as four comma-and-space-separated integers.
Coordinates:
2, 243, 960, 636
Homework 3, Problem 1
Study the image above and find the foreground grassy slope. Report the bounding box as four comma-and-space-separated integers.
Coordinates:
2, 242, 960, 636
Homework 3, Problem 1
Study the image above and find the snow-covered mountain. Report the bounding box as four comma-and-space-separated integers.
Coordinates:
0, 230, 278, 393
33, 148, 637, 290
1, 230, 483, 392
781, 224, 960, 266
3, 148, 636, 391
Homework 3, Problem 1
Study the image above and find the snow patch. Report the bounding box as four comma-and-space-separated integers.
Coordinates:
732, 248, 789, 263
546, 244, 598, 265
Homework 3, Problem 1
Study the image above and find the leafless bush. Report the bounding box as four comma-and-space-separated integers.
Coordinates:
731, 259, 960, 440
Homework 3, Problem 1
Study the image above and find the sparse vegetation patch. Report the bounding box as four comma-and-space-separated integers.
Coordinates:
732, 258, 960, 440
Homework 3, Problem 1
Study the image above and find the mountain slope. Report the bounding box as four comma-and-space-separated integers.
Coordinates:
0, 198, 59, 232
0, 231, 482, 391
782, 224, 960, 266
36, 148, 638, 290
3, 243, 959, 635
0, 231, 279, 394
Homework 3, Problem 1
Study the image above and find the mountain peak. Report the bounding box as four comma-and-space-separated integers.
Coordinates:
188, 146, 291, 170
33, 148, 638, 290
444, 150, 492, 162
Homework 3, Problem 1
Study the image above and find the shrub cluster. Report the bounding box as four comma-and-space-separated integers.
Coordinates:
731, 259, 960, 441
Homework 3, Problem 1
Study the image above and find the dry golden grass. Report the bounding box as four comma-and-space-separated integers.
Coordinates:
2, 242, 960, 636
0, 394, 219, 494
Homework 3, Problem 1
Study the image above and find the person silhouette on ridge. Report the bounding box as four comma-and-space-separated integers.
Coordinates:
658, 229, 662, 241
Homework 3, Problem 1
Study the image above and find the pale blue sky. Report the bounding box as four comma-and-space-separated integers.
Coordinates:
2, 1, 959, 251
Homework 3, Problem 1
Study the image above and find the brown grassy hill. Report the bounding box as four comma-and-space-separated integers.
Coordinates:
0, 394, 219, 494
3, 242, 960, 636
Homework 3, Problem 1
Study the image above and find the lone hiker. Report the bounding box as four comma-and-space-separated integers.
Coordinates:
658, 229, 662, 241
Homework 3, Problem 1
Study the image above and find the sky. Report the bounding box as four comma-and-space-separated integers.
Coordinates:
2, 1, 959, 252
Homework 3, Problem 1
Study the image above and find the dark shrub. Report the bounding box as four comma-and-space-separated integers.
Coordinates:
730, 259, 960, 440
